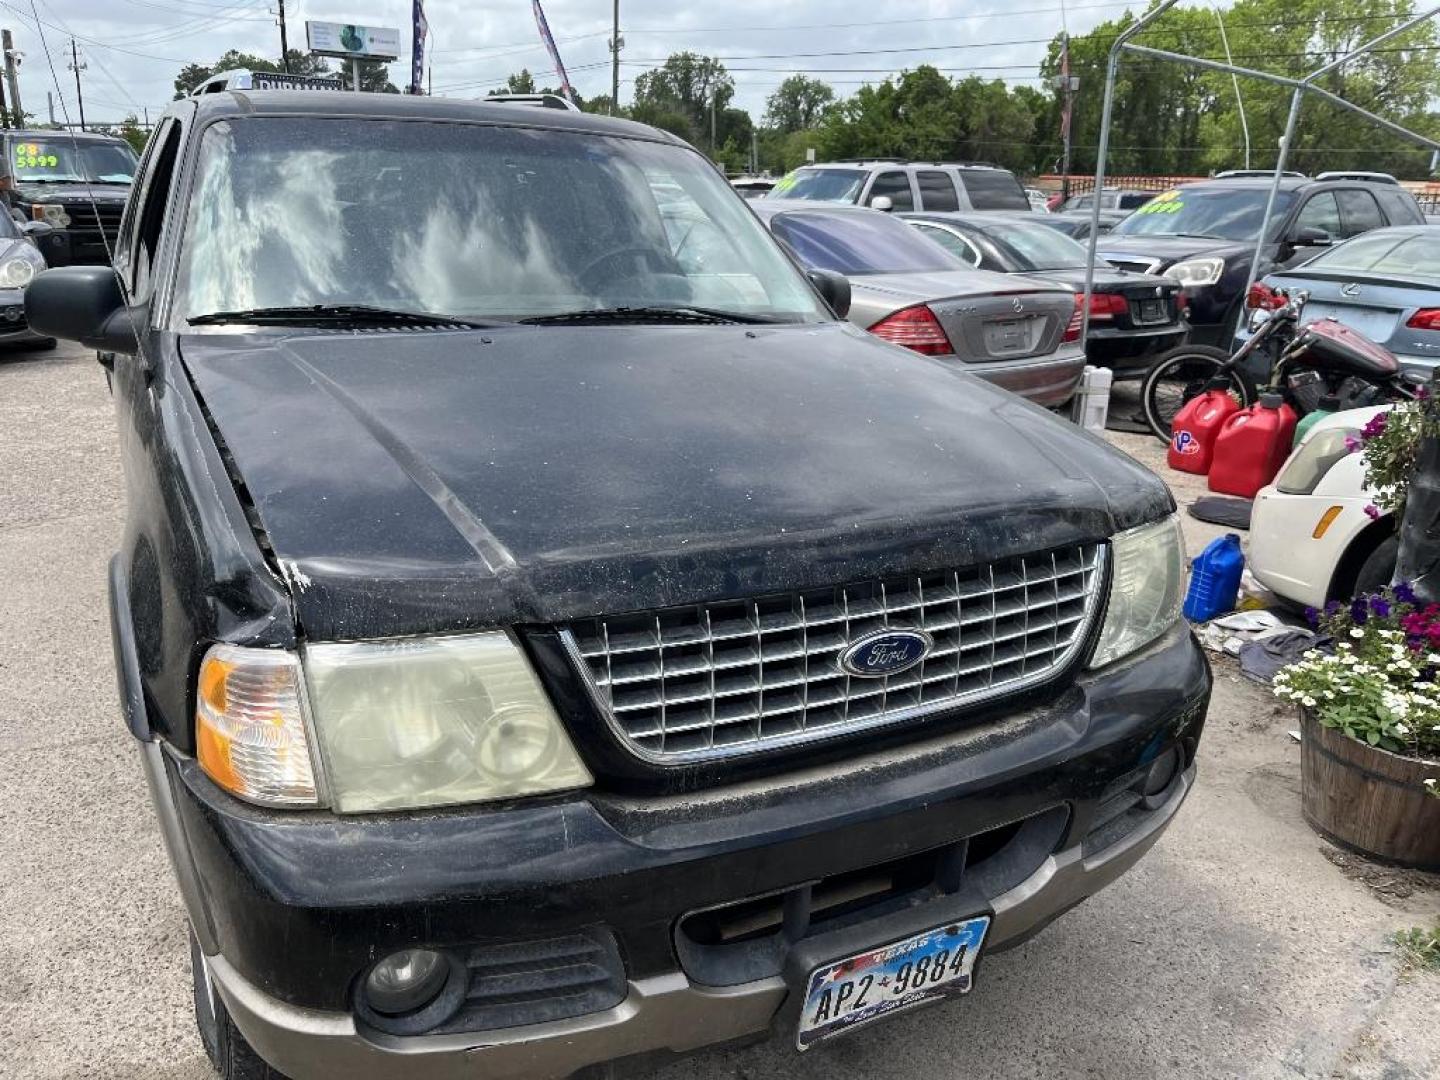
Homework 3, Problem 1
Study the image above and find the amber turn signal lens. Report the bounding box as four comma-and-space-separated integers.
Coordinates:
194, 644, 319, 807
1312, 505, 1344, 539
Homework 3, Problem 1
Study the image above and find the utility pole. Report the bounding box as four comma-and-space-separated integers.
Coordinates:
68, 39, 85, 132
2, 30, 22, 128
1053, 33, 1079, 200
276, 0, 290, 71
607, 0, 621, 115
46, 89, 53, 126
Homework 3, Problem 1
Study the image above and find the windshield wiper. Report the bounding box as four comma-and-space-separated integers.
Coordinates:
1151, 232, 1226, 241
187, 304, 506, 329
519, 305, 786, 326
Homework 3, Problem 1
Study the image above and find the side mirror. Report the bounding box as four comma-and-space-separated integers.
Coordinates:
20, 219, 53, 237
1288, 226, 1332, 247
26, 266, 141, 354
869, 195, 894, 212
807, 268, 851, 320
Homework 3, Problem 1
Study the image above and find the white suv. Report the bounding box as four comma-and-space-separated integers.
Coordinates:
769, 160, 1032, 213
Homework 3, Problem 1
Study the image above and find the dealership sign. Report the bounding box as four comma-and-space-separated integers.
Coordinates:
305, 21, 401, 60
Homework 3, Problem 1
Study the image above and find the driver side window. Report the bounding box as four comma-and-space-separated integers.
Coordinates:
1293, 193, 1341, 242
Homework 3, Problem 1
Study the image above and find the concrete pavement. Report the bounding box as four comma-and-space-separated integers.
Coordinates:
1, 343, 1435, 1080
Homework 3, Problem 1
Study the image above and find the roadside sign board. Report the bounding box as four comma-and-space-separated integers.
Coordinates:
305, 21, 401, 60
248, 71, 344, 91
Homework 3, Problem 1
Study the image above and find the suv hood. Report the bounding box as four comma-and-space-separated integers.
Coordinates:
16, 182, 130, 203
1097, 234, 1255, 267
182, 322, 1170, 640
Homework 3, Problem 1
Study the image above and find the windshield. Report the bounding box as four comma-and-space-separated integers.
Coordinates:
1302, 230, 1440, 283
1113, 187, 1295, 241
770, 211, 965, 275
173, 118, 827, 325
985, 220, 1089, 270
769, 168, 867, 204
10, 138, 137, 183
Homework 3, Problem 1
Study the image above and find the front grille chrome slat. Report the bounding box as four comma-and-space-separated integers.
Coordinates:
562, 543, 1106, 763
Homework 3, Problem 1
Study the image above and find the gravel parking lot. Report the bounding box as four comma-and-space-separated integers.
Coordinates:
2, 342, 1437, 1080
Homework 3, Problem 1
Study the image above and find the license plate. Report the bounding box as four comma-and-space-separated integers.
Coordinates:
1137, 298, 1168, 324
984, 317, 1032, 354
796, 915, 990, 1049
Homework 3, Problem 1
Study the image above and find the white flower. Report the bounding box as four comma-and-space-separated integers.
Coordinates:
1426, 778, 1437, 788
1351, 628, 1366, 639
1323, 690, 1336, 700
1302, 695, 1317, 707
1395, 722, 1410, 736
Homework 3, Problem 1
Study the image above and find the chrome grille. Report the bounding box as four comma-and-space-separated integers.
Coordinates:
561, 543, 1106, 763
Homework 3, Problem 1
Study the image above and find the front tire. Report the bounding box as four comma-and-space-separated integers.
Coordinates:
1140, 344, 1257, 442
190, 929, 291, 1080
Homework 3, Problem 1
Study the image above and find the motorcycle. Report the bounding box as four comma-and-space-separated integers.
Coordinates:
1139, 282, 1421, 442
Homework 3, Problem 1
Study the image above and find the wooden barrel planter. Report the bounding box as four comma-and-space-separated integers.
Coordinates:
1300, 708, 1440, 871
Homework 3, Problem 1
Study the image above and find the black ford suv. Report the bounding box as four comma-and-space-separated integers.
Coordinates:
29, 92, 1210, 1079
1097, 174, 1424, 348
2, 128, 137, 265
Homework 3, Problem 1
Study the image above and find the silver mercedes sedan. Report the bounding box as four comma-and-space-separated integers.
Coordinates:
753, 202, 1087, 407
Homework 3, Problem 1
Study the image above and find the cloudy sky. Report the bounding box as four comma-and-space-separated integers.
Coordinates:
16, 0, 1149, 127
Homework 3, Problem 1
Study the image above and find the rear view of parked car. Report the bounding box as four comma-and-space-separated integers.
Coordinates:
768, 160, 1032, 213
902, 211, 1187, 373
1239, 225, 1440, 379
756, 203, 1087, 405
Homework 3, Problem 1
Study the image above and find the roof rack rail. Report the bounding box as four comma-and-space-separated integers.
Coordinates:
828, 157, 909, 164
483, 92, 581, 112
1214, 168, 1308, 179
1316, 170, 1399, 185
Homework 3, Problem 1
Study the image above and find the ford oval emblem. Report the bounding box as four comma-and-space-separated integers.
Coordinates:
840, 629, 933, 678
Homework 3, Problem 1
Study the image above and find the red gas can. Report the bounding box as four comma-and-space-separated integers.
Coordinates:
1168, 383, 1241, 475
1208, 393, 1298, 498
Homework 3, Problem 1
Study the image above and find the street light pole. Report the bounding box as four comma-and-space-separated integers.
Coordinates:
68, 39, 85, 132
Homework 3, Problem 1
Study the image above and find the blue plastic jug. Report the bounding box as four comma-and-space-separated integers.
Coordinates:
1183, 533, 1245, 623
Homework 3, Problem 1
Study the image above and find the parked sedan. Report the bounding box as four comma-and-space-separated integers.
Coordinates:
754, 202, 1086, 406
1238, 225, 1440, 378
902, 211, 1187, 373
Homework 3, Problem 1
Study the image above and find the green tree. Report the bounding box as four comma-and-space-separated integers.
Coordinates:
633, 52, 735, 149
489, 68, 584, 108
763, 75, 834, 133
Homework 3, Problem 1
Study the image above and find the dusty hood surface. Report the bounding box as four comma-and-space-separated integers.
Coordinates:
182, 321, 1171, 640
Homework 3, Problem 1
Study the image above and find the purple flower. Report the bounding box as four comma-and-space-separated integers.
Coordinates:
1344, 435, 1362, 453
1325, 600, 1343, 616
1371, 597, 1391, 618
1350, 597, 1370, 625
1362, 413, 1388, 439
1364, 504, 1382, 521
1304, 605, 1320, 626
1395, 581, 1418, 605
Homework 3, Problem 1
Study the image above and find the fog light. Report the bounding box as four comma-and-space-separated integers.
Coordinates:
1138, 746, 1181, 808
364, 949, 449, 1015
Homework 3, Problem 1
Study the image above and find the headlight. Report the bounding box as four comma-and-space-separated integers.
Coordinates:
1165, 257, 1224, 287
1090, 516, 1186, 668
0, 257, 34, 288
32, 204, 69, 228
305, 632, 592, 814
1276, 426, 1359, 495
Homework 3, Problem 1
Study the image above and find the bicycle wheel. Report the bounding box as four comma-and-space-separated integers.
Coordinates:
1140, 345, 1257, 442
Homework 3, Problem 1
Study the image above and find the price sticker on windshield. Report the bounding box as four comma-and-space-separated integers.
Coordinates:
1136, 189, 1183, 215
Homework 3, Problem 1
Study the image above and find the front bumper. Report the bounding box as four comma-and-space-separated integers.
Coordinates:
207, 765, 1194, 1080
147, 624, 1209, 1079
